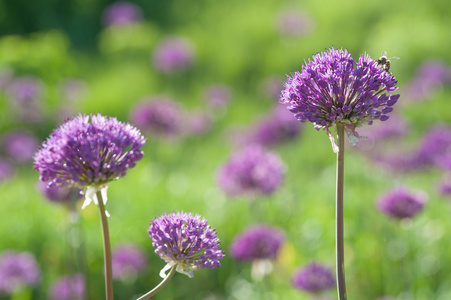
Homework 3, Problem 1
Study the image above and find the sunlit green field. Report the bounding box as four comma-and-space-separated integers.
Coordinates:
1, 0, 451, 299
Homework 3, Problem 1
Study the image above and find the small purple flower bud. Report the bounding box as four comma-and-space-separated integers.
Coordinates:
292, 262, 335, 294
377, 187, 427, 219
148, 211, 225, 278
230, 224, 285, 261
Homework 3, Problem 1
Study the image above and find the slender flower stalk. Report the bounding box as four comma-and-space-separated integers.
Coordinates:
280, 47, 400, 300
97, 191, 113, 300
335, 124, 346, 299
136, 265, 177, 300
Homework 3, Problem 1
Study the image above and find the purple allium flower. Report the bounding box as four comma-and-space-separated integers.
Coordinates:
1, 130, 39, 163
247, 105, 302, 147
102, 1, 143, 27
217, 145, 285, 197
230, 224, 285, 261
6, 76, 43, 123
48, 273, 85, 300
148, 211, 225, 278
292, 262, 335, 294
33, 114, 146, 211
416, 125, 451, 170
0, 158, 14, 181
129, 96, 182, 138
37, 181, 83, 204
112, 244, 147, 280
276, 9, 315, 36
280, 47, 400, 149
0, 250, 40, 295
152, 37, 195, 73
203, 84, 232, 109
377, 187, 427, 219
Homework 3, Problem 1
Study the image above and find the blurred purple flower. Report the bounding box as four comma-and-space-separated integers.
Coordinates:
0, 158, 14, 181
152, 37, 195, 73
217, 145, 285, 197
416, 125, 451, 169
230, 224, 285, 261
260, 75, 284, 100
184, 111, 213, 136
1, 130, 39, 163
276, 9, 315, 36
404, 60, 449, 102
203, 84, 232, 109
58, 78, 88, 103
112, 244, 147, 280
437, 175, 451, 197
6, 76, 43, 122
148, 211, 225, 278
377, 187, 427, 219
280, 47, 400, 149
102, 1, 143, 27
292, 262, 335, 294
48, 273, 85, 300
0, 250, 40, 295
129, 96, 182, 138
247, 105, 302, 147
37, 181, 83, 204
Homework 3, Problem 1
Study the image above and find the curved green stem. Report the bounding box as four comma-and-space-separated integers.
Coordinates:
137, 265, 177, 300
336, 124, 347, 300
96, 191, 114, 300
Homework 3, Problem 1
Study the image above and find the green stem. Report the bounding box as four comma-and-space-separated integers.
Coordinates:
96, 191, 114, 300
336, 124, 347, 300
136, 265, 177, 300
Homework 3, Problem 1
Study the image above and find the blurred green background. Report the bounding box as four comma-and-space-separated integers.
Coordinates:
1, 0, 451, 299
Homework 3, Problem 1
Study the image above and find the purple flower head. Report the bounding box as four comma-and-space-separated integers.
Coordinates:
129, 96, 182, 138
405, 60, 448, 102
230, 224, 285, 261
276, 9, 315, 36
0, 250, 41, 295
148, 211, 225, 278
152, 37, 195, 73
34, 114, 146, 211
416, 125, 451, 170
280, 47, 400, 150
203, 84, 232, 109
0, 158, 14, 182
102, 1, 143, 27
37, 181, 83, 204
217, 145, 285, 197
377, 187, 427, 219
292, 262, 335, 294
248, 105, 302, 147
48, 273, 85, 300
1, 130, 39, 163
112, 244, 147, 280
184, 111, 213, 136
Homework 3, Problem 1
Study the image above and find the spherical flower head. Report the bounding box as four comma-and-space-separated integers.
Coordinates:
292, 262, 335, 294
48, 273, 85, 300
34, 114, 146, 211
1, 130, 39, 163
152, 36, 195, 73
148, 211, 225, 278
112, 244, 148, 280
230, 224, 285, 261
217, 145, 285, 197
377, 187, 427, 219
0, 250, 41, 295
129, 96, 182, 139
280, 47, 400, 150
102, 1, 143, 27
